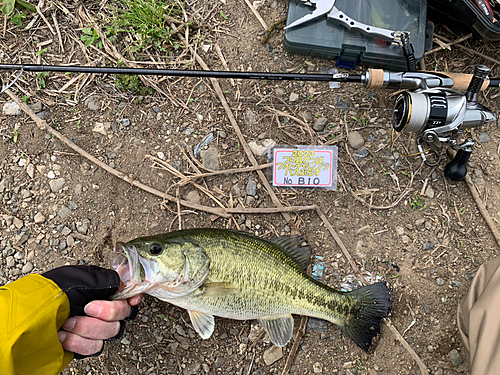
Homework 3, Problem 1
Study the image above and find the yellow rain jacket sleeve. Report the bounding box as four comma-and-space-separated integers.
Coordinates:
0, 274, 74, 375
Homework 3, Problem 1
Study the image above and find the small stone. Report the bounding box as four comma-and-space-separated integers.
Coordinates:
313, 362, 323, 373
464, 273, 474, 282
275, 88, 285, 96
58, 206, 71, 219
427, 345, 434, 353
183, 363, 201, 375
448, 349, 464, 367
247, 176, 257, 196
0, 175, 14, 192
202, 363, 210, 373
218, 130, 227, 139
313, 118, 328, 132
22, 262, 34, 274
245, 109, 257, 125
85, 95, 102, 111
120, 337, 131, 345
425, 185, 435, 199
20, 189, 31, 199
36, 111, 47, 120
3, 101, 22, 115
68, 201, 78, 210
289, 92, 299, 102
401, 235, 410, 244
422, 242, 435, 251
353, 148, 370, 159
49, 178, 66, 192
47, 170, 56, 179
66, 235, 75, 247
74, 184, 83, 196
93, 123, 108, 136
302, 111, 313, 123
33, 212, 45, 224
13, 217, 24, 229
29, 101, 43, 112
157, 151, 165, 160
248, 139, 276, 158
3, 247, 15, 257
478, 133, 491, 143
263, 346, 283, 365
396, 227, 405, 236
245, 195, 256, 205
61, 226, 72, 236
6, 256, 15, 268
185, 190, 201, 205
415, 218, 425, 226
348, 131, 365, 150
27, 164, 35, 178
450, 280, 462, 288
265, 43, 273, 52
76, 219, 90, 235
436, 278, 445, 286
121, 119, 131, 127
199, 147, 220, 171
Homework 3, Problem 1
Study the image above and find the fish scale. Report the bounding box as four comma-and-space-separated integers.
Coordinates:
112, 228, 392, 351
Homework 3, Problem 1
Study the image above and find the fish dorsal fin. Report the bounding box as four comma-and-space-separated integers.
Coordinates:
258, 315, 294, 347
269, 236, 311, 271
201, 282, 240, 297
188, 310, 215, 340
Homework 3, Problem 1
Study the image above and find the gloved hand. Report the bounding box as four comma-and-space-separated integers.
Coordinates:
42, 265, 143, 358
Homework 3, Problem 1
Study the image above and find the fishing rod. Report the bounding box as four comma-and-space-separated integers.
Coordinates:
0, 63, 497, 181
0, 63, 499, 90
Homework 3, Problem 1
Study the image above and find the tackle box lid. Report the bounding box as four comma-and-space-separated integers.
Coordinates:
284, 0, 428, 71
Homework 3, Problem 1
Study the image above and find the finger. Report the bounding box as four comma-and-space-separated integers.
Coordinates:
62, 316, 120, 340
59, 331, 104, 356
129, 294, 144, 306
84, 300, 131, 321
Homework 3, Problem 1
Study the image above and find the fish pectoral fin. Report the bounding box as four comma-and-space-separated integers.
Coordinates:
258, 315, 294, 347
188, 310, 215, 340
201, 282, 240, 297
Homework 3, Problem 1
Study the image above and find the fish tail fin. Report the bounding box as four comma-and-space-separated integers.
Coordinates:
342, 282, 392, 352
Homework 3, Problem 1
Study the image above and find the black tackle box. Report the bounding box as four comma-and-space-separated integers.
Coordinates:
284, 0, 429, 71
428, 0, 500, 41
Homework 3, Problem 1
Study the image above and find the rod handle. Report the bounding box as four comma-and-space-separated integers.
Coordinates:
444, 71, 490, 91
366, 68, 490, 91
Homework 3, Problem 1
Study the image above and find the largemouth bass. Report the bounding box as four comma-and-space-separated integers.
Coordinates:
111, 228, 391, 351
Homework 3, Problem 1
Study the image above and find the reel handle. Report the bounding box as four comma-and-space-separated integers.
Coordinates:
465, 65, 490, 103
444, 148, 472, 181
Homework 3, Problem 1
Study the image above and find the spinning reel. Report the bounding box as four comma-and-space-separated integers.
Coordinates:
392, 65, 497, 181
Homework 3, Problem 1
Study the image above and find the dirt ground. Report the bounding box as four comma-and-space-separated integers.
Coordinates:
1, 1, 500, 374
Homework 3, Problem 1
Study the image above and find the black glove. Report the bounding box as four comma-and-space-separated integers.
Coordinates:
42, 265, 120, 317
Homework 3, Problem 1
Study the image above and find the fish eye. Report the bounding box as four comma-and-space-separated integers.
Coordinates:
149, 243, 163, 255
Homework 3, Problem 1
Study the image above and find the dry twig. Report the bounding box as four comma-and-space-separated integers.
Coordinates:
243, 0, 268, 30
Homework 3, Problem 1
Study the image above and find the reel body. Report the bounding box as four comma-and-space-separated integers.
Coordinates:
392, 65, 497, 180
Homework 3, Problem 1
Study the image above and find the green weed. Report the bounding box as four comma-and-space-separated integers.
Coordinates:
0, 0, 35, 26
409, 192, 426, 210
112, 0, 187, 53
80, 27, 103, 48
115, 73, 152, 95
36, 72, 49, 89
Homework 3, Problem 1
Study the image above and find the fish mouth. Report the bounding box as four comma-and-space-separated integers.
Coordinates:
111, 242, 155, 300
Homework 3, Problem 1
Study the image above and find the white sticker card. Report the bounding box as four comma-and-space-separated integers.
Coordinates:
272, 146, 338, 189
